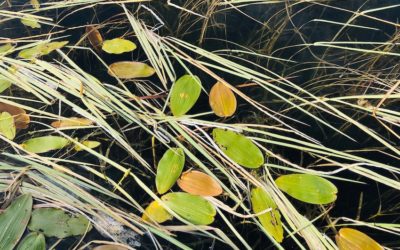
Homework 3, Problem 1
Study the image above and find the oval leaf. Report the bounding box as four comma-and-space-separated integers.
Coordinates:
17, 232, 45, 250
275, 174, 337, 205
86, 26, 103, 53
212, 128, 264, 168
156, 148, 185, 194
22, 136, 70, 153
161, 192, 216, 225
18, 41, 68, 59
0, 102, 30, 129
28, 208, 92, 238
142, 201, 172, 223
102, 38, 136, 54
30, 0, 40, 10
251, 187, 283, 243
51, 117, 93, 128
108, 61, 155, 79
0, 76, 12, 93
74, 140, 101, 151
177, 170, 223, 196
21, 17, 41, 29
0, 44, 14, 55
209, 81, 237, 117
0, 112, 16, 140
336, 228, 382, 250
170, 75, 202, 116
0, 194, 33, 250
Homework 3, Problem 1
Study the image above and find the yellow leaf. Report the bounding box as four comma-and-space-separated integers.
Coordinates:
30, 0, 40, 10
108, 61, 155, 79
209, 81, 237, 117
21, 17, 41, 29
0, 112, 16, 140
336, 228, 383, 250
18, 41, 68, 59
102, 38, 136, 54
0, 102, 30, 129
51, 117, 93, 128
142, 201, 172, 223
177, 170, 223, 197
74, 140, 101, 151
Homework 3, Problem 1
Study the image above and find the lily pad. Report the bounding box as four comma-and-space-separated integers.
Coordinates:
102, 38, 136, 54
28, 208, 92, 238
212, 128, 264, 168
209, 81, 237, 117
108, 61, 155, 79
22, 136, 70, 153
170, 75, 202, 116
0, 112, 16, 140
156, 148, 185, 194
275, 174, 338, 205
16, 232, 45, 250
142, 200, 173, 223
18, 41, 68, 59
21, 17, 41, 29
335, 228, 382, 250
177, 170, 223, 197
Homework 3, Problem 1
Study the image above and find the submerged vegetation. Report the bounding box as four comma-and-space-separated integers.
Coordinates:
0, 0, 399, 249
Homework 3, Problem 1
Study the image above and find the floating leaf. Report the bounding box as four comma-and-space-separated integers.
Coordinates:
142, 201, 172, 223
102, 38, 136, 54
108, 61, 155, 79
251, 187, 283, 243
0, 194, 33, 250
209, 81, 237, 117
0, 112, 16, 140
93, 245, 129, 250
156, 148, 185, 194
0, 76, 12, 93
22, 136, 70, 153
30, 0, 40, 10
16, 232, 45, 250
275, 174, 338, 205
51, 117, 93, 128
0, 102, 30, 129
74, 140, 101, 151
212, 128, 264, 168
170, 75, 202, 116
0, 44, 13, 55
21, 17, 41, 29
18, 41, 68, 59
335, 228, 382, 250
161, 192, 216, 225
28, 208, 92, 238
177, 170, 223, 196
86, 26, 103, 53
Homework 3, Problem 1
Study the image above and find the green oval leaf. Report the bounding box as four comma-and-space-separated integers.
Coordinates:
170, 75, 202, 116
0, 76, 12, 93
21, 17, 41, 29
156, 148, 185, 194
275, 174, 338, 205
18, 41, 68, 59
212, 128, 264, 168
0, 194, 33, 250
22, 136, 70, 153
251, 187, 283, 243
102, 38, 137, 54
28, 208, 92, 238
108, 61, 155, 79
16, 232, 45, 250
0, 112, 16, 140
0, 44, 14, 55
161, 192, 216, 225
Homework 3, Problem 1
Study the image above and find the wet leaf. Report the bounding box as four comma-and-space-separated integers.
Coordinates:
161, 192, 216, 225
142, 200, 173, 223
335, 228, 382, 250
102, 38, 136, 54
18, 41, 68, 59
0, 43, 13, 55
16, 232, 45, 250
51, 117, 93, 128
21, 17, 41, 29
30, 0, 40, 10
22, 136, 70, 153
108, 61, 155, 79
0, 76, 12, 93
28, 208, 92, 238
86, 26, 103, 52
74, 140, 101, 151
275, 174, 337, 205
177, 170, 223, 196
93, 245, 129, 250
209, 81, 237, 117
251, 187, 283, 243
212, 128, 264, 168
156, 148, 185, 194
170, 75, 202, 116
0, 102, 30, 129
0, 194, 33, 250
0, 112, 16, 140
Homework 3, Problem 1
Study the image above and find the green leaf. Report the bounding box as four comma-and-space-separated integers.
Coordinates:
108, 61, 155, 79
161, 192, 216, 225
0, 44, 13, 55
0, 76, 12, 93
0, 112, 16, 140
275, 174, 338, 205
21, 17, 41, 29
0, 194, 33, 250
16, 232, 45, 250
170, 75, 202, 116
28, 208, 92, 238
18, 41, 68, 59
212, 128, 264, 168
22, 136, 70, 153
156, 148, 185, 194
251, 187, 283, 243
102, 38, 137, 54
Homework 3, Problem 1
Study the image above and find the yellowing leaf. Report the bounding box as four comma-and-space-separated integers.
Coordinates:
0, 43, 13, 55
102, 38, 136, 54
156, 148, 185, 194
30, 0, 40, 10
21, 17, 41, 29
251, 187, 283, 243
0, 112, 16, 140
336, 228, 382, 250
108, 61, 155, 79
0, 102, 30, 129
275, 174, 337, 205
74, 140, 101, 151
93, 245, 129, 250
51, 117, 93, 128
161, 192, 216, 225
170, 75, 202, 116
22, 136, 70, 154
86, 26, 103, 53
212, 128, 264, 168
0, 76, 11, 93
209, 81, 237, 117
177, 170, 223, 197
142, 201, 172, 223
18, 41, 68, 59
